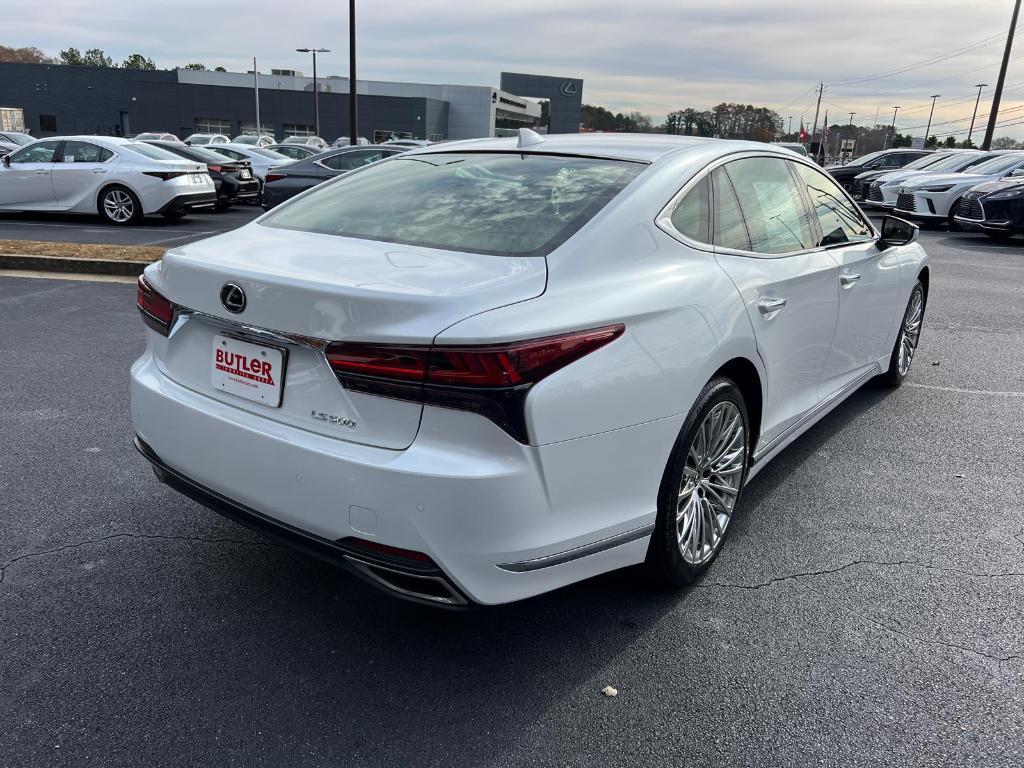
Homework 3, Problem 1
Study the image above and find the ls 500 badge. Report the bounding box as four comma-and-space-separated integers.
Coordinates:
311, 410, 357, 429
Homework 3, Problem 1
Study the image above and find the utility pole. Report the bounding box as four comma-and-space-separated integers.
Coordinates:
884, 105, 900, 149
349, 0, 358, 145
296, 47, 330, 138
983, 0, 1022, 150
252, 57, 262, 139
809, 82, 824, 156
924, 94, 941, 147
967, 83, 988, 145
848, 112, 855, 125
788, 116, 793, 136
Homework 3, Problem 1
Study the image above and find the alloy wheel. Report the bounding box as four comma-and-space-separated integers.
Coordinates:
897, 284, 924, 376
103, 190, 135, 223
676, 401, 746, 565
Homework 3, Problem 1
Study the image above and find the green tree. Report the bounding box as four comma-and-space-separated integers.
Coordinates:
182, 62, 208, 71
59, 47, 83, 65
992, 136, 1020, 149
121, 53, 156, 70
214, 66, 227, 72
82, 48, 113, 67
944, 136, 957, 148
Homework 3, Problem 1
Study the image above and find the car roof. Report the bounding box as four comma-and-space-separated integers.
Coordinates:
404, 133, 790, 164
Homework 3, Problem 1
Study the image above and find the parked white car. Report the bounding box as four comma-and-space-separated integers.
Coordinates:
131, 132, 929, 606
232, 134, 275, 148
282, 135, 328, 149
185, 133, 229, 146
332, 136, 371, 147
0, 136, 215, 224
205, 143, 293, 182
894, 151, 1024, 223
864, 150, 989, 209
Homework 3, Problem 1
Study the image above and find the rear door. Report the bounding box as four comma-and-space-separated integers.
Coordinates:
51, 140, 115, 209
709, 155, 840, 451
791, 162, 902, 394
0, 140, 61, 209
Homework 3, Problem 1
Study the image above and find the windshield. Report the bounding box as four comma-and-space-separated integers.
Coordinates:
901, 154, 944, 170
966, 154, 1024, 175
849, 150, 887, 167
249, 147, 291, 160
4, 133, 34, 146
123, 142, 186, 161
262, 152, 646, 257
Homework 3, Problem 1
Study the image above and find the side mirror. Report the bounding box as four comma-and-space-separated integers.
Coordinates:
878, 215, 918, 248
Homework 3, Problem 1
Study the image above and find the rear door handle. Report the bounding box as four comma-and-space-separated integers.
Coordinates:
840, 273, 861, 288
92, 169, 107, 174
33, 169, 49, 175
757, 297, 787, 319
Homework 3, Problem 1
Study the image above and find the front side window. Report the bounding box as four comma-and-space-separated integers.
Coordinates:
263, 152, 645, 257
791, 163, 873, 246
10, 141, 60, 163
721, 157, 815, 254
61, 141, 112, 163
669, 176, 710, 243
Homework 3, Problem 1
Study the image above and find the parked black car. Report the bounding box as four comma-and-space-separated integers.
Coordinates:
952, 175, 1024, 240
262, 145, 406, 209
142, 140, 260, 209
266, 143, 321, 161
826, 148, 933, 192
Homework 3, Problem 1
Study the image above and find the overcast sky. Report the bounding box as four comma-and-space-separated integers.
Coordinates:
10, 0, 1024, 138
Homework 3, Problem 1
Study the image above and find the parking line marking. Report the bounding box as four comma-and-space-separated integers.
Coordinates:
0, 269, 137, 284
906, 382, 1024, 397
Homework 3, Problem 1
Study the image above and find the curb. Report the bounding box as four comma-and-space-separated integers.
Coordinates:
0, 253, 153, 277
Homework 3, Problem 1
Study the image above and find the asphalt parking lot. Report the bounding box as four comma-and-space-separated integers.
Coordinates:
1, 227, 1022, 767
0, 206, 261, 249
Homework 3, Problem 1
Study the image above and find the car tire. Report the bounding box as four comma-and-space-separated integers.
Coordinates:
880, 279, 926, 388
98, 185, 143, 226
646, 376, 750, 587
947, 200, 963, 231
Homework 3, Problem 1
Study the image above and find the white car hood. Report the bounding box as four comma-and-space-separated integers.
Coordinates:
901, 172, 996, 190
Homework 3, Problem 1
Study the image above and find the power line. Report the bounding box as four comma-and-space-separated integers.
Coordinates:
827, 33, 1007, 87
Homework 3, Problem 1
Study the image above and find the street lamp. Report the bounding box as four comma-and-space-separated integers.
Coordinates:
967, 83, 988, 146
884, 105, 901, 150
296, 47, 330, 138
924, 95, 941, 147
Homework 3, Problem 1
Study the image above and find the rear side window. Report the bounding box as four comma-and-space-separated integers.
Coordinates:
711, 167, 750, 251
791, 163, 873, 246
123, 142, 181, 161
61, 141, 112, 163
720, 157, 815, 254
263, 152, 645, 257
669, 176, 710, 243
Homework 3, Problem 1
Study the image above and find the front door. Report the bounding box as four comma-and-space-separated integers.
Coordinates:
0, 140, 61, 209
789, 162, 903, 394
709, 157, 840, 451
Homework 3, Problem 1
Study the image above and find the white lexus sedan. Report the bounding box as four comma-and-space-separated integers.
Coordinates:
0, 136, 216, 224
894, 151, 1024, 224
131, 132, 930, 607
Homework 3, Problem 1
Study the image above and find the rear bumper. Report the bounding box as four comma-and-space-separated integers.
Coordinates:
157, 190, 217, 214
129, 350, 666, 605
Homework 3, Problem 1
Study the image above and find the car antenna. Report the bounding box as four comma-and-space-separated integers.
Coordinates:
517, 128, 545, 149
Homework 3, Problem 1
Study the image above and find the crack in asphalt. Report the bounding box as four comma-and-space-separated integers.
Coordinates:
698, 558, 1024, 591
0, 532, 284, 584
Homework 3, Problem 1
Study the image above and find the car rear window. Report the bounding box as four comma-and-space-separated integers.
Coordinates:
123, 142, 183, 160
262, 152, 645, 257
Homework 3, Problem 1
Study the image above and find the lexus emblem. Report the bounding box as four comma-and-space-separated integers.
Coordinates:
559, 81, 578, 97
220, 283, 246, 313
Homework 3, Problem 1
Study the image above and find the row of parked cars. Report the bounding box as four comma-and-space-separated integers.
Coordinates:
826, 147, 1024, 240
0, 131, 422, 225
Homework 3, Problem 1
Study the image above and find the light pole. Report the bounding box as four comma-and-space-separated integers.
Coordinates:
982, 0, 1021, 150
349, 0, 358, 145
924, 94, 941, 147
967, 83, 988, 145
296, 47, 330, 138
788, 116, 793, 136
252, 57, 262, 139
884, 105, 900, 149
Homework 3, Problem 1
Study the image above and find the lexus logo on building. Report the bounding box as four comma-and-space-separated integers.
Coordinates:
559, 81, 578, 97
220, 283, 246, 314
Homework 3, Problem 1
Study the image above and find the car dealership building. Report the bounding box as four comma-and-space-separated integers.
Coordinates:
0, 63, 583, 143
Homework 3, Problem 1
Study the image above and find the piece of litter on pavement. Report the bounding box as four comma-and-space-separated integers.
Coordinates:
601, 685, 618, 698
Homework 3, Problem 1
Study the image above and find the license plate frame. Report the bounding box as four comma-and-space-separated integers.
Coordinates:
211, 333, 288, 407
191, 172, 206, 185
239, 169, 252, 179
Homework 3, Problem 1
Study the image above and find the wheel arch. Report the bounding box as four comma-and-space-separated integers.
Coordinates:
96, 180, 142, 209
711, 356, 763, 457
917, 265, 930, 303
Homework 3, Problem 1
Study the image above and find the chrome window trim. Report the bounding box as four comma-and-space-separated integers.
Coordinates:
656, 150, 879, 260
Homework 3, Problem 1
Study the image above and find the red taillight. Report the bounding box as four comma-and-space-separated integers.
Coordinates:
143, 171, 188, 181
205, 165, 223, 173
324, 325, 624, 441
137, 275, 175, 335
341, 537, 433, 564
265, 173, 286, 183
